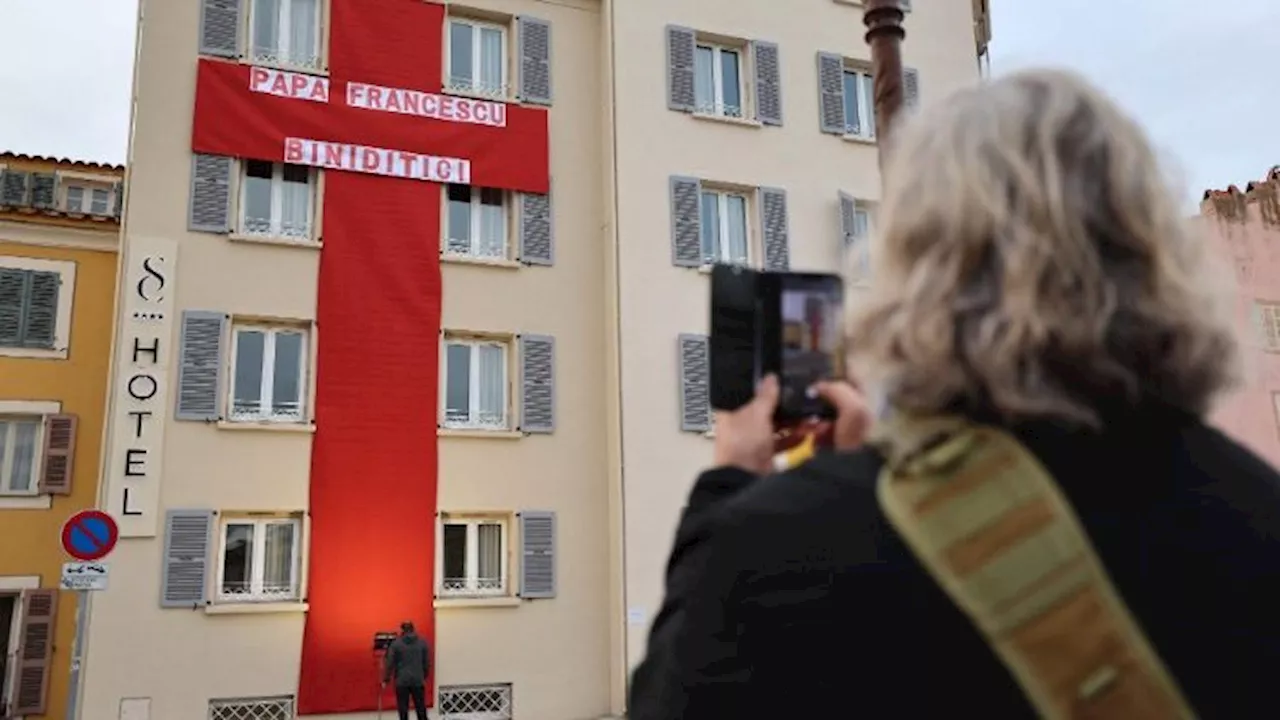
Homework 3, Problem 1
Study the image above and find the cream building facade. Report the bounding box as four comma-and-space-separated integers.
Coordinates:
77, 1, 990, 719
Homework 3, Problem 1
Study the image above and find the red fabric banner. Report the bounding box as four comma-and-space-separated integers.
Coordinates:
186, 0, 550, 713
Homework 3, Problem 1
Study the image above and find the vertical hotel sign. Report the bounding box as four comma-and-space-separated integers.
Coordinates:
104, 236, 178, 538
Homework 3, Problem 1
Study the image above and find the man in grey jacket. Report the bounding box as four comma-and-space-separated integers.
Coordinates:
382, 621, 431, 720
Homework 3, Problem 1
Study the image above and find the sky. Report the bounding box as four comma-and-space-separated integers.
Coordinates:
0, 0, 1275, 203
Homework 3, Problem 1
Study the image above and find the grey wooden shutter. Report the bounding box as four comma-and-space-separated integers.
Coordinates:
817, 52, 846, 134
30, 173, 57, 210
175, 310, 227, 421
760, 187, 790, 271
160, 509, 214, 608
1, 170, 30, 206
519, 334, 555, 433
904, 67, 920, 110
518, 510, 556, 598
839, 191, 857, 248
666, 26, 697, 112
670, 175, 703, 267
22, 271, 60, 348
518, 192, 553, 265
188, 154, 233, 233
112, 180, 124, 218
678, 333, 711, 432
516, 16, 552, 105
753, 41, 783, 126
0, 268, 27, 346
12, 588, 57, 715
199, 0, 241, 58
39, 414, 77, 495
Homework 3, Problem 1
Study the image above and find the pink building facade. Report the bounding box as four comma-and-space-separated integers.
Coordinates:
1203, 167, 1280, 467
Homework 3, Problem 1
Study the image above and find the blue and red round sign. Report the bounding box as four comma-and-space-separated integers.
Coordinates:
61, 510, 119, 562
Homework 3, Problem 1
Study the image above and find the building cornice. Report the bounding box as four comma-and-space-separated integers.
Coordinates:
0, 218, 119, 253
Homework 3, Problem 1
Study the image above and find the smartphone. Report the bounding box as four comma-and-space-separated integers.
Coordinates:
710, 265, 845, 423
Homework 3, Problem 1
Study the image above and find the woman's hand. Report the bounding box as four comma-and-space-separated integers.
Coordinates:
713, 375, 872, 475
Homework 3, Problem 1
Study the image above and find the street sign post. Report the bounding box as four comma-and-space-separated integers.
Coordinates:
60, 509, 119, 720
60, 562, 110, 591
61, 509, 119, 562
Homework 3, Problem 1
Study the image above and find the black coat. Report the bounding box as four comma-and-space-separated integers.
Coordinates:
629, 413, 1280, 718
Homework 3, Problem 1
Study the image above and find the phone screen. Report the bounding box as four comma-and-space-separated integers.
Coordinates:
776, 274, 844, 420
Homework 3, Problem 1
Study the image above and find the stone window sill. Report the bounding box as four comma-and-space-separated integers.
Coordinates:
205, 601, 309, 616
228, 233, 322, 250
842, 134, 877, 147
438, 428, 523, 440
217, 420, 316, 434
434, 596, 521, 610
0, 494, 52, 510
441, 254, 521, 270
0, 346, 68, 360
692, 112, 762, 129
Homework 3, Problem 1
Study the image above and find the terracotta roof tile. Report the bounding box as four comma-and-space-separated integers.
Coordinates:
0, 151, 123, 172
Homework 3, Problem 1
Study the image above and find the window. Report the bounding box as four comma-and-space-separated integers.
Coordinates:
1259, 302, 1280, 352
842, 67, 876, 139
447, 18, 506, 97
249, 0, 322, 70
442, 336, 509, 430
90, 188, 110, 215
239, 161, 315, 239
230, 324, 308, 423
841, 196, 874, 283
444, 185, 507, 259
0, 267, 60, 350
440, 516, 508, 597
438, 684, 513, 720
62, 184, 113, 215
0, 416, 41, 496
216, 517, 302, 602
699, 189, 749, 264
694, 43, 743, 118
209, 696, 296, 720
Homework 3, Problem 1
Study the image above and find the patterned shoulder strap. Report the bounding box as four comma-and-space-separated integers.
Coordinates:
869, 415, 1196, 719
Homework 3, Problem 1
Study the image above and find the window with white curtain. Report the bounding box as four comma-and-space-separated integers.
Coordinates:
699, 189, 749, 265
693, 43, 743, 118
845, 202, 873, 283
239, 160, 314, 240
230, 324, 309, 423
0, 416, 42, 495
444, 185, 507, 259
216, 517, 302, 603
447, 18, 506, 97
439, 515, 508, 597
842, 67, 876, 140
442, 337, 509, 430
250, 0, 322, 70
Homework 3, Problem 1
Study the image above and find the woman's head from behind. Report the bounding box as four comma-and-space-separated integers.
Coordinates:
850, 68, 1236, 427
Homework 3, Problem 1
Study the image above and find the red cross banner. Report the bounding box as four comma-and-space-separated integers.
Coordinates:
190, 0, 550, 713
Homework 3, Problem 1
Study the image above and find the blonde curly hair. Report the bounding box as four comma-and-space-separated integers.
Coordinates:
849, 69, 1238, 427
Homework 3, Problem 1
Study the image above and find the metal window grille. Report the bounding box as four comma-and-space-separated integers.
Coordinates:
439, 684, 513, 719
209, 696, 296, 720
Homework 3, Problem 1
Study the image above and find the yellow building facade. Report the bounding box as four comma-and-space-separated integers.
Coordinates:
0, 153, 121, 719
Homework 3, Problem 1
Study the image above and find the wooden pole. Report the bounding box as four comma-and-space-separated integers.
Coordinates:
863, 0, 907, 171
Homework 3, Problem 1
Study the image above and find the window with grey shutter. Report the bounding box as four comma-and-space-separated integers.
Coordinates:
189, 154, 233, 233
199, 0, 242, 58
518, 192, 553, 265
753, 41, 783, 126
160, 509, 214, 608
30, 173, 57, 210
519, 334, 555, 433
839, 191, 857, 248
678, 333, 711, 432
817, 52, 846, 134
175, 310, 227, 421
670, 175, 703, 267
1, 170, 30, 206
518, 510, 556, 598
666, 26, 697, 112
23, 271, 59, 348
904, 67, 920, 111
517, 16, 552, 105
760, 187, 790, 271
0, 269, 59, 349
